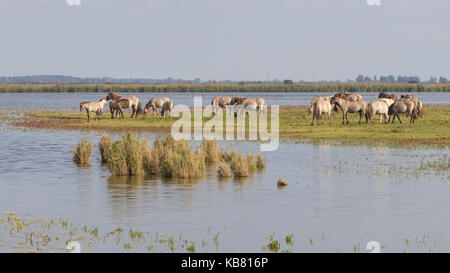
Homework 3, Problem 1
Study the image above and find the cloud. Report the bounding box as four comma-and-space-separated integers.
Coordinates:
366, 0, 382, 6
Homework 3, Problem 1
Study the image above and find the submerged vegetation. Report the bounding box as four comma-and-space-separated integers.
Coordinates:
72, 137, 92, 166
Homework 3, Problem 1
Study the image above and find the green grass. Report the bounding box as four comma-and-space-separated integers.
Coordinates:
12, 105, 450, 146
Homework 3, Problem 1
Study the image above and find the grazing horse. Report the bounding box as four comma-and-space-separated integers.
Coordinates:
388, 99, 418, 124
308, 96, 332, 115
378, 91, 398, 102
331, 96, 368, 125
161, 100, 174, 117
230, 96, 266, 113
333, 92, 363, 101
401, 94, 424, 118
367, 98, 394, 123
80, 98, 108, 122
311, 97, 334, 125
144, 97, 171, 115
211, 96, 232, 114
106, 92, 143, 119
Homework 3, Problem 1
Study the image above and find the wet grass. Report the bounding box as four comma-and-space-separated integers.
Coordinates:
9, 105, 450, 146
72, 137, 92, 166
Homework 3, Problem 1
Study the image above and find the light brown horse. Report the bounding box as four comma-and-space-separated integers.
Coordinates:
308, 96, 332, 115
401, 94, 424, 118
311, 97, 334, 125
79, 98, 108, 122
388, 98, 418, 124
331, 96, 367, 125
333, 92, 363, 101
367, 99, 393, 123
144, 97, 171, 115
109, 98, 130, 119
106, 92, 143, 119
161, 100, 174, 117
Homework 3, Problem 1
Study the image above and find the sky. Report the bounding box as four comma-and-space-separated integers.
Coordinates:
0, 0, 449, 81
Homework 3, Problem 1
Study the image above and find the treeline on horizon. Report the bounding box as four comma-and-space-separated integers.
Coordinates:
1, 82, 450, 93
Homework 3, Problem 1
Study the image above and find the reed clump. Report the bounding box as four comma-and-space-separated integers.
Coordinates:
256, 153, 266, 169
219, 148, 232, 163
73, 137, 93, 166
217, 162, 232, 177
247, 152, 257, 173
231, 153, 249, 177
99, 135, 113, 163
202, 140, 219, 165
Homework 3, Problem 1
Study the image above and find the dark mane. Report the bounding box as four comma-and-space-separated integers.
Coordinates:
106, 91, 121, 101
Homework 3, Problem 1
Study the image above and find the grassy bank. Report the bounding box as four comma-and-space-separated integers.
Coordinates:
1, 82, 450, 93
9, 105, 450, 146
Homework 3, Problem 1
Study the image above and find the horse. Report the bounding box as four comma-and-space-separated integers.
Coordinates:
144, 97, 171, 115
308, 96, 332, 115
331, 96, 367, 125
378, 91, 398, 102
388, 98, 418, 124
333, 92, 363, 101
401, 94, 424, 118
79, 98, 108, 122
367, 98, 394, 123
109, 98, 131, 119
161, 100, 174, 117
230, 96, 266, 113
211, 96, 232, 114
311, 97, 334, 125
106, 92, 143, 119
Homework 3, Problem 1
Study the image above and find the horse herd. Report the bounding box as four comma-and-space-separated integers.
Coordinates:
79, 92, 266, 121
79, 91, 423, 125
309, 91, 424, 125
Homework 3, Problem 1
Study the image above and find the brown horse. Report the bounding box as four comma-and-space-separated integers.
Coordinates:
388, 98, 418, 124
331, 96, 368, 125
401, 94, 424, 118
106, 92, 143, 119
378, 91, 398, 102
333, 92, 363, 101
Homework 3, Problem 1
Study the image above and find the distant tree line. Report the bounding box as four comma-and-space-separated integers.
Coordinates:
0, 75, 201, 84
354, 74, 448, 84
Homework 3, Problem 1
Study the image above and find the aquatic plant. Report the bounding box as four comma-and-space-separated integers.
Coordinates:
202, 139, 219, 165
122, 133, 143, 176
72, 137, 93, 166
217, 163, 232, 177
231, 153, 249, 177
99, 135, 113, 163
247, 152, 257, 173
219, 148, 232, 163
106, 141, 128, 175
142, 139, 160, 175
256, 153, 266, 169
277, 178, 288, 187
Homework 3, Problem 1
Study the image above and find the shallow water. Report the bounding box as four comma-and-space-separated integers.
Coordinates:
0, 92, 449, 109
0, 126, 449, 252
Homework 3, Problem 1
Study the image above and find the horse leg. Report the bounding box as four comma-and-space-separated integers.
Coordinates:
345, 112, 349, 125
328, 112, 331, 125
85, 109, 90, 122
341, 111, 345, 125
358, 111, 362, 124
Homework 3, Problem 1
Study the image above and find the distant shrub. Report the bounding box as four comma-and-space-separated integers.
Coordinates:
73, 137, 93, 166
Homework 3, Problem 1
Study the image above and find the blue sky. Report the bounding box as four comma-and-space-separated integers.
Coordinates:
0, 0, 449, 81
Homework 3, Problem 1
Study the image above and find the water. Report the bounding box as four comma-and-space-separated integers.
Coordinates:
0, 92, 449, 109
0, 127, 448, 252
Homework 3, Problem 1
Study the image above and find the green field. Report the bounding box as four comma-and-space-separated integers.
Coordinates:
1, 82, 450, 93
10, 105, 450, 146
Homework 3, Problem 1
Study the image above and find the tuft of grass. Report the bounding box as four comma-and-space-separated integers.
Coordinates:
286, 234, 294, 245
99, 135, 113, 163
122, 133, 143, 176
256, 153, 266, 169
202, 140, 219, 165
219, 148, 232, 163
107, 141, 128, 175
231, 153, 249, 177
142, 139, 160, 175
187, 243, 196, 253
73, 137, 93, 166
217, 163, 232, 177
247, 152, 257, 173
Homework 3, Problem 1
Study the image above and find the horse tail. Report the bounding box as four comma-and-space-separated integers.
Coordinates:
418, 102, 424, 118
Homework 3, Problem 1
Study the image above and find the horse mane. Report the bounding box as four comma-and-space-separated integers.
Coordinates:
107, 92, 121, 101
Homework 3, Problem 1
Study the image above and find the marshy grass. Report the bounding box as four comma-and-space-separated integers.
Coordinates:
219, 148, 232, 163
231, 152, 249, 177
277, 178, 288, 187
247, 152, 257, 173
202, 140, 219, 165
72, 137, 93, 166
217, 162, 232, 177
256, 153, 266, 169
99, 135, 113, 163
